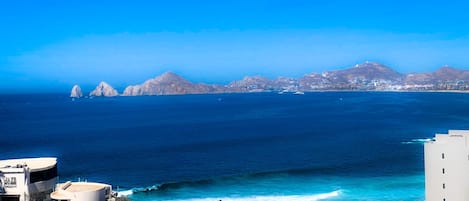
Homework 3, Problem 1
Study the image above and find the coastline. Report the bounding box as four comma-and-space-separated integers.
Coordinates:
98, 89, 469, 97
4, 89, 469, 97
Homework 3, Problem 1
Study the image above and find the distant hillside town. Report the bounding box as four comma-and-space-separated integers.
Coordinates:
71, 62, 469, 97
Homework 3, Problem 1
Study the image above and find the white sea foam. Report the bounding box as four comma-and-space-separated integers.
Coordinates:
167, 190, 341, 201
401, 138, 433, 144
117, 190, 133, 197
118, 184, 161, 197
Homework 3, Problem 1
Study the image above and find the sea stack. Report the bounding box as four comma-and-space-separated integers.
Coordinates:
89, 81, 119, 97
70, 85, 83, 98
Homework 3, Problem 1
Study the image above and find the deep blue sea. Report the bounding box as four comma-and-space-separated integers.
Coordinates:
2, 92, 469, 200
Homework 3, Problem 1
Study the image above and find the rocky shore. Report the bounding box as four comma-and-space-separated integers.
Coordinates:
70, 62, 469, 97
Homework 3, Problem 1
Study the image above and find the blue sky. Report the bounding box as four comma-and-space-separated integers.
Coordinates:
1, 0, 469, 92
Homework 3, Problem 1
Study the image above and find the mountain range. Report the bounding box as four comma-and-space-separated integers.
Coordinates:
71, 62, 469, 97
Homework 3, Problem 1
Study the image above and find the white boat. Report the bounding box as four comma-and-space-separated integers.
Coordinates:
294, 91, 305, 95
278, 89, 289, 94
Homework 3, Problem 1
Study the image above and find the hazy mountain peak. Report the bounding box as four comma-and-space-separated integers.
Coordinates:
241, 75, 269, 81
354, 61, 380, 67
322, 62, 403, 83
353, 61, 393, 71
152, 71, 189, 83
436, 66, 460, 73
122, 71, 219, 96
159, 71, 179, 78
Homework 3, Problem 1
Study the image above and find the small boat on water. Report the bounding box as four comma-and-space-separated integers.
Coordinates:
278, 89, 289, 94
294, 91, 305, 95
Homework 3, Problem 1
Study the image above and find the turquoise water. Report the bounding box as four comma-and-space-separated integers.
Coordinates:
2, 92, 468, 200
128, 172, 424, 201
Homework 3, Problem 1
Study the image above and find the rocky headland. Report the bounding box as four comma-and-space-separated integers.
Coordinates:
71, 62, 469, 97
89, 81, 119, 97
122, 72, 226, 96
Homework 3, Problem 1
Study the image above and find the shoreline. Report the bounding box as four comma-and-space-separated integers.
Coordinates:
81, 89, 469, 97
4, 89, 469, 96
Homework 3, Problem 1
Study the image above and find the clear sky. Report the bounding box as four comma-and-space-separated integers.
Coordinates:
1, 0, 469, 93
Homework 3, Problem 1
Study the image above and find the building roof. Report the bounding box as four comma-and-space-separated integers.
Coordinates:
50, 182, 111, 200
61, 182, 109, 192
0, 157, 57, 171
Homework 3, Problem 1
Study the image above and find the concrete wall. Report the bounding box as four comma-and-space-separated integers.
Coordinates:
0, 167, 56, 201
51, 182, 112, 201
0, 168, 27, 200
73, 188, 106, 201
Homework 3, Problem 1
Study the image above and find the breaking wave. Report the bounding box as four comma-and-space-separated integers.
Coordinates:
117, 185, 160, 197
118, 188, 340, 201
116, 169, 343, 200
117, 189, 135, 197
165, 190, 341, 201
401, 138, 433, 144
117, 172, 424, 201
115, 164, 423, 200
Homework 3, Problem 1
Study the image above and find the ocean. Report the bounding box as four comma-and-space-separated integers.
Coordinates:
2, 92, 469, 200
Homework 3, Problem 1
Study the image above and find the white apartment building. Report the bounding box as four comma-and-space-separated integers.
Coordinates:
0, 157, 58, 201
50, 182, 115, 201
425, 130, 469, 201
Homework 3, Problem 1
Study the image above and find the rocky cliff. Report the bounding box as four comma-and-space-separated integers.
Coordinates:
70, 85, 83, 98
74, 62, 469, 97
227, 76, 274, 92
89, 81, 119, 97
298, 62, 404, 90
404, 66, 469, 90
121, 62, 469, 95
123, 72, 226, 96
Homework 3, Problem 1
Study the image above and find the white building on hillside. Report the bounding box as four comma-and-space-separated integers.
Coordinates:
425, 130, 469, 201
0, 157, 58, 201
50, 182, 115, 201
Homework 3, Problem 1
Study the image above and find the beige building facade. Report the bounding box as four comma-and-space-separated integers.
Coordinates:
425, 130, 469, 201
50, 182, 115, 201
0, 157, 58, 201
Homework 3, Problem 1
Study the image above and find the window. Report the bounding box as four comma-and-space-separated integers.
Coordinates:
442, 153, 445, 159
442, 168, 445, 174
3, 177, 17, 187
0, 195, 20, 201
443, 183, 445, 189
29, 165, 57, 183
